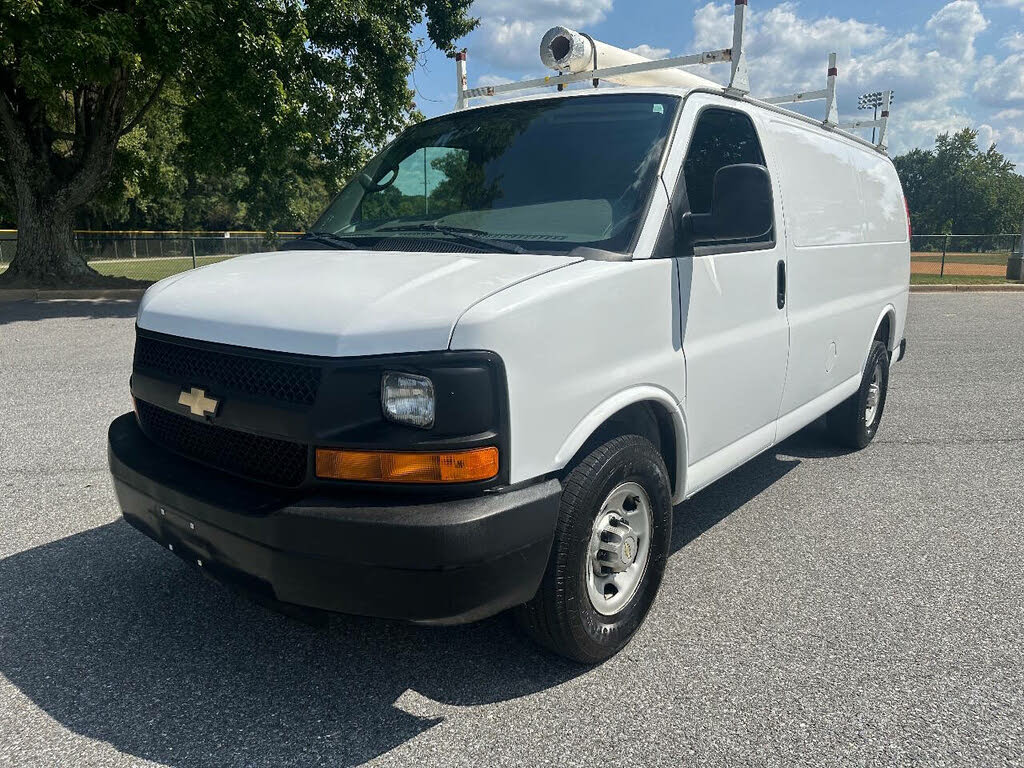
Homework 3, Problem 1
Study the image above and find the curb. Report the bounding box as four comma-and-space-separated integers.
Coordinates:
0, 288, 146, 302
910, 284, 1024, 293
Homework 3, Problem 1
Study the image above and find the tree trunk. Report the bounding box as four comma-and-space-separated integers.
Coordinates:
0, 72, 143, 288
0, 195, 97, 287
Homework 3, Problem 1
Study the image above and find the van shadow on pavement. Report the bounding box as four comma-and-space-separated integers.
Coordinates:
0, 436, 808, 766
0, 299, 139, 325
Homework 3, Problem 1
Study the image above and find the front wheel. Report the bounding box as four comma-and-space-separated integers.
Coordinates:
515, 435, 672, 664
826, 340, 890, 450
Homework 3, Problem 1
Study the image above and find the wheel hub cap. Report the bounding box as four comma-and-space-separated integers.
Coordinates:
586, 482, 653, 616
593, 515, 638, 574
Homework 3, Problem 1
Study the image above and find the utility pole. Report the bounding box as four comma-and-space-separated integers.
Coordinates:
1008, 206, 1024, 281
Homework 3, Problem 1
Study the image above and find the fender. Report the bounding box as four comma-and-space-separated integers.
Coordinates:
865, 303, 897, 368
553, 385, 689, 505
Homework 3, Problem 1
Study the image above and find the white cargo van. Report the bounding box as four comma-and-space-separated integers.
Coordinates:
108, 7, 910, 662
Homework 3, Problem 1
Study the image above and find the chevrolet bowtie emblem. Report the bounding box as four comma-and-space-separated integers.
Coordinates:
178, 387, 219, 418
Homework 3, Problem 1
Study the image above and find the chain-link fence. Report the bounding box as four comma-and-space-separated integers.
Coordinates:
0, 231, 301, 283
2, 229, 1021, 282
911, 234, 1020, 278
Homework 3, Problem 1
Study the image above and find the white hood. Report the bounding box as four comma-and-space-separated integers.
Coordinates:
136, 249, 582, 357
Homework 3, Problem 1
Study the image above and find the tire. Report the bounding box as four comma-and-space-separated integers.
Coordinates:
826, 340, 890, 450
515, 434, 672, 664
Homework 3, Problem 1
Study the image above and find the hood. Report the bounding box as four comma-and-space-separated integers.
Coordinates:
136, 249, 582, 357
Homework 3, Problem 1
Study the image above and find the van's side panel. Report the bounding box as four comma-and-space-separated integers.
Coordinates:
762, 115, 909, 422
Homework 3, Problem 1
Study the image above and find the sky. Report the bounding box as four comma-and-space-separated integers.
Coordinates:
406, 0, 1024, 166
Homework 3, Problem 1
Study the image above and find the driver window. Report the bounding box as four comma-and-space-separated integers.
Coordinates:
679, 108, 773, 249
359, 147, 470, 223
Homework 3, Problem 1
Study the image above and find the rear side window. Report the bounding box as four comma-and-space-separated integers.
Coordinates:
683, 108, 768, 217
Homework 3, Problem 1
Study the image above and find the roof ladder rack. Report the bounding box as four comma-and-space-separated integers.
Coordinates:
450, 0, 895, 154
762, 52, 840, 127
455, 0, 752, 106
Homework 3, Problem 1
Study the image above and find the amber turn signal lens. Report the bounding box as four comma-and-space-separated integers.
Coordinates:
315, 446, 499, 484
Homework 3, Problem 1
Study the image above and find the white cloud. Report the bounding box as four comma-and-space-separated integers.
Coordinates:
476, 73, 514, 87
628, 44, 670, 60
470, 0, 614, 68
681, 1, 1024, 160
1001, 32, 1024, 51
994, 108, 1024, 120
1002, 126, 1024, 145
976, 123, 998, 148
926, 0, 988, 60
974, 53, 1024, 105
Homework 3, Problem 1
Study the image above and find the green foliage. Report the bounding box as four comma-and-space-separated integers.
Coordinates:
894, 129, 1024, 236
0, 0, 477, 235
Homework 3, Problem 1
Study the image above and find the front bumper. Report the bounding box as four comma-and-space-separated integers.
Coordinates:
108, 413, 561, 624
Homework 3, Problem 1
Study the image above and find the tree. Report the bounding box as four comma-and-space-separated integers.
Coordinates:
0, 0, 475, 286
893, 128, 1024, 236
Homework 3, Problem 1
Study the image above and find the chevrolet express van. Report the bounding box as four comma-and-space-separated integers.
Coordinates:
108, 84, 910, 663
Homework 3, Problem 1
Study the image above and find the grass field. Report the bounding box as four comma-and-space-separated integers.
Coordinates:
910, 251, 1009, 266
910, 274, 1017, 285
0, 255, 234, 282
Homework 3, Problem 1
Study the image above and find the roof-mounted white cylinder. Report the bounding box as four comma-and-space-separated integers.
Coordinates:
539, 26, 722, 91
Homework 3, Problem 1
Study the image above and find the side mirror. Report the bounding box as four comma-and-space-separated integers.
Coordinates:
683, 163, 774, 246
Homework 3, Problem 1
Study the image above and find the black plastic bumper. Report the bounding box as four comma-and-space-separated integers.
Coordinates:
108, 413, 561, 624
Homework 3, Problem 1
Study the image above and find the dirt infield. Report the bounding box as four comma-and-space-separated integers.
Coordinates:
911, 253, 1007, 277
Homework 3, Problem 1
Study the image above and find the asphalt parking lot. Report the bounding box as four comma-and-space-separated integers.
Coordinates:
1, 293, 1022, 767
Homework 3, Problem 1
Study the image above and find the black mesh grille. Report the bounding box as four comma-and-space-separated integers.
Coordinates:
134, 336, 321, 406
371, 238, 479, 253
136, 401, 308, 487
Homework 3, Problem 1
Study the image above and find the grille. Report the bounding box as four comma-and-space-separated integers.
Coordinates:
371, 238, 480, 253
136, 401, 308, 487
134, 336, 321, 406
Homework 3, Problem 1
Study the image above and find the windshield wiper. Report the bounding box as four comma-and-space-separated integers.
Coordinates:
376, 223, 526, 254
291, 231, 365, 250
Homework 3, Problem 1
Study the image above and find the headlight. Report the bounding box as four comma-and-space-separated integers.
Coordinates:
381, 372, 435, 428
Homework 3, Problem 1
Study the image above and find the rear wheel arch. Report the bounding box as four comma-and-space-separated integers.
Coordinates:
871, 306, 897, 354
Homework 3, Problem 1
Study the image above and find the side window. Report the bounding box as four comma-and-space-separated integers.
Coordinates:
679, 108, 774, 250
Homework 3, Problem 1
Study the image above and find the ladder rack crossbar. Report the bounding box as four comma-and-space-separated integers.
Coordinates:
762, 88, 829, 106
838, 119, 885, 131
462, 49, 733, 100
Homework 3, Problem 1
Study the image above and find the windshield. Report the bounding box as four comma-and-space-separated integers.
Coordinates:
310, 93, 681, 254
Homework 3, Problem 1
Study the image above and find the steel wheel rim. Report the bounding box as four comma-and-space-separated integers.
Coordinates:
586, 481, 653, 616
864, 362, 883, 426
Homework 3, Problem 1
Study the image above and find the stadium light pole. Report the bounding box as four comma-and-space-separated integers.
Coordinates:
858, 91, 894, 144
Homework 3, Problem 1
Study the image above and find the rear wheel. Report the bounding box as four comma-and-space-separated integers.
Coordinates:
826, 340, 890, 449
515, 434, 672, 664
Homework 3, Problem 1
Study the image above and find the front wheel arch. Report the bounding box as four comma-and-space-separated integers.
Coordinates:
554, 392, 687, 503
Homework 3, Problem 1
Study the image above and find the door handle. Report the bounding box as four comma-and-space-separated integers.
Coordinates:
777, 260, 787, 310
